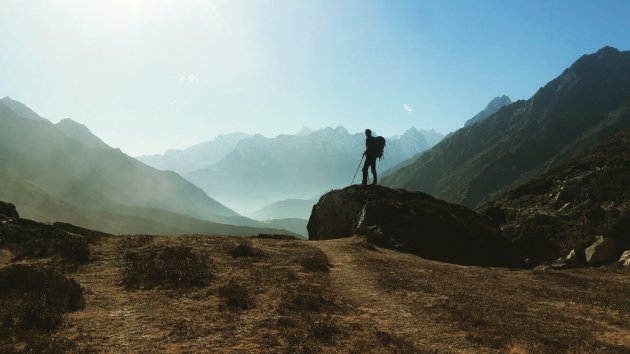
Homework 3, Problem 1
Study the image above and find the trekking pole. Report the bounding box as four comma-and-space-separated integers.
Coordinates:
351, 155, 364, 185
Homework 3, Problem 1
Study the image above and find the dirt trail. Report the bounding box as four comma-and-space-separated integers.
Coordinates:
314, 237, 472, 352
314, 236, 630, 353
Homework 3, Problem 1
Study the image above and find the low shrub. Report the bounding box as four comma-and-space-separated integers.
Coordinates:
8, 232, 90, 265
297, 250, 331, 272
0, 265, 84, 332
122, 245, 213, 290
219, 280, 254, 310
229, 240, 265, 259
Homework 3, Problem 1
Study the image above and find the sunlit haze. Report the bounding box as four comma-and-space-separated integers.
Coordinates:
2, 0, 630, 156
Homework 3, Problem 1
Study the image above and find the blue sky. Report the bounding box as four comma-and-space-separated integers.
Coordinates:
1, 0, 630, 156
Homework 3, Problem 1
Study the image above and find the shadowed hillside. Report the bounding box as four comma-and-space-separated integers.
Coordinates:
480, 128, 630, 264
383, 46, 630, 208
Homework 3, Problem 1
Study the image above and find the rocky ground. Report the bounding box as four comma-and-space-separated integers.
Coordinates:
1, 230, 628, 353
480, 129, 630, 265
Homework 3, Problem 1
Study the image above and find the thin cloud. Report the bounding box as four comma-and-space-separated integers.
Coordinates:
179, 74, 199, 83
403, 103, 413, 114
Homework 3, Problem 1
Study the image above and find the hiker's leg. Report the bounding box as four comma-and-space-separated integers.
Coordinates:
362, 159, 369, 185
371, 161, 377, 184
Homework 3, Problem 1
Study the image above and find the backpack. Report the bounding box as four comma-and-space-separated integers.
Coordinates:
374, 136, 386, 159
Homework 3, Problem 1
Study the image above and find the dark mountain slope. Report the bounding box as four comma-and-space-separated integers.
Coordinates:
383, 46, 630, 208
381, 95, 513, 180
480, 128, 630, 263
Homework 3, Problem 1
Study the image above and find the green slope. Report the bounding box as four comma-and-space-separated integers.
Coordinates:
0, 169, 297, 236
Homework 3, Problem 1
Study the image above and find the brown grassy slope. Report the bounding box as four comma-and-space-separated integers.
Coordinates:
1, 235, 629, 353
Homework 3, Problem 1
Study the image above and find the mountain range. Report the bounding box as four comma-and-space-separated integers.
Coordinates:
383, 46, 630, 208
138, 132, 252, 174
176, 126, 443, 212
0, 97, 295, 236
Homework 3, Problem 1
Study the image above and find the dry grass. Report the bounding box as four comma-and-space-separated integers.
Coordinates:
0, 234, 628, 353
320, 237, 630, 353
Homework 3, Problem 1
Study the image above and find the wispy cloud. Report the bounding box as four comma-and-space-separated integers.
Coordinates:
403, 103, 413, 114
179, 74, 199, 83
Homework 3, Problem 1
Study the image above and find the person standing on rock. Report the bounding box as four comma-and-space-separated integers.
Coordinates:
362, 129, 378, 185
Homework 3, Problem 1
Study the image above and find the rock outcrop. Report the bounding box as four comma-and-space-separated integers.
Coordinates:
0, 200, 107, 264
0, 201, 19, 218
308, 185, 518, 266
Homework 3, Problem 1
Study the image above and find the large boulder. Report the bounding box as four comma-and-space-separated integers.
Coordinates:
308, 185, 519, 266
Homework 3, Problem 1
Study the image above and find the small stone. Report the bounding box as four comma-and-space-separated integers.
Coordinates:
618, 250, 630, 267
557, 202, 571, 212
551, 258, 567, 269
585, 236, 617, 264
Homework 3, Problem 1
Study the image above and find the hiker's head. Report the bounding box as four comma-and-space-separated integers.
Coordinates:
365, 129, 372, 137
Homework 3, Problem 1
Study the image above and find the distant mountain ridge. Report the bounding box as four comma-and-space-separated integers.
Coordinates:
56, 118, 112, 150
138, 132, 252, 174
180, 126, 443, 211
248, 195, 321, 220
464, 95, 512, 127
383, 46, 630, 208
1, 96, 48, 122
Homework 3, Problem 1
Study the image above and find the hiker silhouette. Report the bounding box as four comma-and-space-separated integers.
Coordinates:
362, 129, 378, 185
